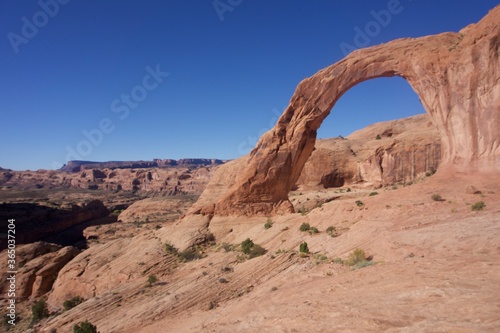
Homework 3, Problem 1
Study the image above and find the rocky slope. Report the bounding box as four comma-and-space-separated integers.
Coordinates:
23, 172, 500, 333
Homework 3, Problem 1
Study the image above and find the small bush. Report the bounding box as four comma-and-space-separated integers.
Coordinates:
333, 257, 344, 264
471, 201, 486, 211
221, 242, 234, 252
240, 238, 266, 258
375, 134, 381, 140
326, 226, 337, 237
348, 248, 366, 266
299, 241, 309, 254
31, 300, 49, 323
347, 248, 374, 269
369, 192, 378, 196
299, 206, 308, 216
309, 227, 319, 234
346, 188, 352, 192
355, 200, 364, 207
111, 209, 123, 216
264, 218, 273, 229
164, 242, 178, 255
431, 194, 443, 201
147, 275, 157, 287
178, 249, 202, 262
241, 238, 254, 254
73, 320, 97, 333
299, 223, 311, 232
63, 296, 84, 311
248, 244, 267, 258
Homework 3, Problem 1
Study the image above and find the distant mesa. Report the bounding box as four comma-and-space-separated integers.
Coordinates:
60, 158, 226, 172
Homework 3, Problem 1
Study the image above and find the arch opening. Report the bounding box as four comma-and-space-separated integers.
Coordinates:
294, 76, 440, 191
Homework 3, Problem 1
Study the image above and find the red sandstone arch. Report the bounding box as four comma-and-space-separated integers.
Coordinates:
210, 6, 499, 216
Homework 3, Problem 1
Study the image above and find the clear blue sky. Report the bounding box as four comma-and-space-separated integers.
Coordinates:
1, 1, 498, 171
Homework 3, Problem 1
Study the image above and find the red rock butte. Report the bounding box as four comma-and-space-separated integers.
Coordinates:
207, 5, 500, 216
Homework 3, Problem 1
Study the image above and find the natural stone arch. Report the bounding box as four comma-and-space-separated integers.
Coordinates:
209, 6, 499, 216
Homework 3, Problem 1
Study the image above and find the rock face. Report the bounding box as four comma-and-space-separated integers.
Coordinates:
1, 160, 222, 196
0, 200, 109, 250
210, 6, 499, 216
296, 114, 441, 189
0, 242, 80, 300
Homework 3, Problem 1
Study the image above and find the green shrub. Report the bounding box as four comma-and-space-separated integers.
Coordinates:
346, 188, 351, 192
264, 218, 273, 229
241, 238, 254, 254
375, 134, 381, 140
471, 201, 486, 211
299, 241, 309, 254
431, 194, 443, 201
147, 275, 157, 287
31, 300, 49, 323
63, 296, 84, 311
240, 238, 266, 258
248, 244, 267, 258
111, 209, 123, 216
299, 223, 311, 232
164, 242, 178, 255
348, 248, 366, 266
73, 320, 97, 333
355, 200, 364, 207
369, 192, 378, 196
178, 249, 202, 262
347, 248, 374, 269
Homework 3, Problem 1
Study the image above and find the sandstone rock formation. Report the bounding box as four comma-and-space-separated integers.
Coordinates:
0, 242, 80, 300
1, 162, 220, 196
210, 6, 499, 215
296, 114, 441, 189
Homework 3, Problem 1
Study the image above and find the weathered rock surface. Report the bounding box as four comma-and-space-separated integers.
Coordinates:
0, 242, 80, 300
210, 6, 499, 216
1, 164, 219, 196
297, 114, 441, 189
